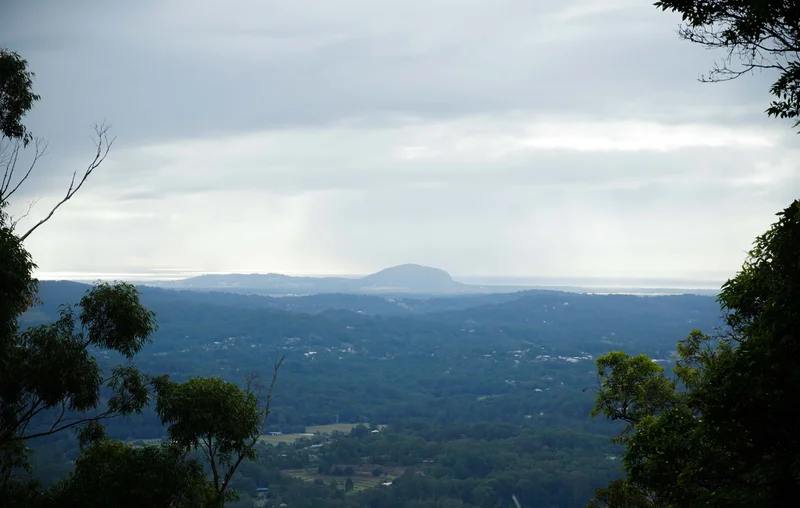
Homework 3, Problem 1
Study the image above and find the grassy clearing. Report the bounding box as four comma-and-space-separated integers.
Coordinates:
306, 423, 361, 434
257, 433, 315, 445
282, 468, 393, 492
477, 394, 504, 401
258, 423, 387, 445
131, 423, 388, 448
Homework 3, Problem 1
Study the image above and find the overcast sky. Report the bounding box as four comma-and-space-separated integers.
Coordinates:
3, 0, 798, 282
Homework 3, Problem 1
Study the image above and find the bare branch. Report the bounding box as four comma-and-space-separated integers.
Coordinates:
260, 355, 285, 431
1, 138, 46, 203
205, 433, 221, 491
49, 401, 68, 434
220, 355, 285, 494
675, 18, 796, 84
12, 411, 115, 442
9, 198, 39, 231
6, 397, 44, 440
0, 141, 20, 195
18, 123, 115, 243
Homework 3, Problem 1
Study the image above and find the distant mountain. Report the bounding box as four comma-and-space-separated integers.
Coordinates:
26, 281, 535, 324
359, 264, 465, 292
141, 264, 721, 297
150, 264, 516, 296
164, 272, 355, 292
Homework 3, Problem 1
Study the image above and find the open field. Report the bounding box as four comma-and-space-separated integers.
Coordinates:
257, 423, 387, 445
476, 394, 505, 401
282, 468, 394, 492
131, 423, 388, 447
307, 423, 361, 434
257, 433, 315, 445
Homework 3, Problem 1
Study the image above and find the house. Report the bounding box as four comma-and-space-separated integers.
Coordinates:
268, 431, 283, 436
255, 487, 269, 502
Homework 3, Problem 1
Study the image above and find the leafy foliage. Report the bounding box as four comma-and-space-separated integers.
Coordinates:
47, 438, 214, 508
2, 185, 158, 501
0, 208, 37, 341
0, 45, 285, 507
153, 365, 281, 505
0, 280, 157, 501
12, 277, 727, 506
654, 0, 800, 130
79, 283, 157, 359
590, 352, 677, 442
589, 200, 800, 506
0, 49, 40, 145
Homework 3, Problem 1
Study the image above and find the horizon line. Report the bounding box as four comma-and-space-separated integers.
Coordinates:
32, 270, 725, 289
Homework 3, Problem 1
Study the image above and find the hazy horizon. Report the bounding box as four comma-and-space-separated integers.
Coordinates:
33, 267, 726, 289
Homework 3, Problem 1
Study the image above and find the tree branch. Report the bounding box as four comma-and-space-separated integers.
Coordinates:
3, 138, 46, 202
206, 433, 220, 491
1, 138, 46, 206
9, 198, 39, 231
11, 410, 114, 442
48, 400, 68, 434
220, 355, 284, 493
18, 123, 114, 242
6, 397, 44, 439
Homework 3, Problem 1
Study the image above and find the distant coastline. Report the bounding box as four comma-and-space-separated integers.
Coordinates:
33, 269, 721, 297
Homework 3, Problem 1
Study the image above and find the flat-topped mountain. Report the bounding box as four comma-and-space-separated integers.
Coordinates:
144, 265, 719, 297
152, 264, 494, 295
360, 264, 464, 292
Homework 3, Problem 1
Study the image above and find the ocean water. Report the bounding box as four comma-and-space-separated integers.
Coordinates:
453, 275, 723, 290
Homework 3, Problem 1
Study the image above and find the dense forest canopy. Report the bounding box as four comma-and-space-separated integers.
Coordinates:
16, 281, 722, 507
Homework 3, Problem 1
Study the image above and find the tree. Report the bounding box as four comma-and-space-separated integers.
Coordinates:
0, 277, 158, 501
696, 200, 800, 503
654, 0, 800, 130
45, 438, 215, 508
152, 358, 283, 507
588, 351, 678, 443
1, 45, 288, 507
0, 46, 156, 505
587, 3, 800, 505
589, 201, 800, 506
0, 49, 39, 145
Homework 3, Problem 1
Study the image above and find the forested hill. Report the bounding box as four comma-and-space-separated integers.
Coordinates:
29, 280, 719, 320
148, 264, 503, 295
26, 281, 721, 366
24, 283, 722, 426
26, 280, 530, 318
22, 281, 722, 506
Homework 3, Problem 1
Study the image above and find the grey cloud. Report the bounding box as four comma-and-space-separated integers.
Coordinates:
2, 0, 797, 279
18, 173, 787, 279
3, 0, 781, 149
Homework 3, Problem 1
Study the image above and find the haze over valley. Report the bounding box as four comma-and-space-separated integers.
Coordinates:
42, 264, 723, 297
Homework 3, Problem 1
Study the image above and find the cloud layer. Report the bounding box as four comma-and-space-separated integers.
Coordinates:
2, 0, 797, 281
